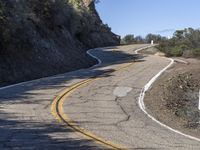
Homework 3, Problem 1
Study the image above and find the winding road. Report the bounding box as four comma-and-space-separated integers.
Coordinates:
1, 44, 200, 149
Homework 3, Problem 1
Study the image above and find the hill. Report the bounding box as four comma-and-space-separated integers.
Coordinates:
0, 0, 119, 86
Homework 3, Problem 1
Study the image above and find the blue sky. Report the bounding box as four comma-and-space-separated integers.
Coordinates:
96, 0, 200, 37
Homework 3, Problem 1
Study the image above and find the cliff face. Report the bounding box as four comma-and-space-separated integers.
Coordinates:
0, 0, 119, 86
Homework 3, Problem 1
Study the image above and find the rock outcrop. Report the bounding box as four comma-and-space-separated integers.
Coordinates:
0, 0, 119, 86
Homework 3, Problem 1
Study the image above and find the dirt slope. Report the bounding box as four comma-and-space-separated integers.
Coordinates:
0, 0, 120, 86
145, 58, 200, 138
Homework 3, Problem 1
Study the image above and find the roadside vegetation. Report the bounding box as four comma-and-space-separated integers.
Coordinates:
0, 0, 119, 86
158, 28, 200, 58
122, 28, 200, 58
121, 33, 165, 45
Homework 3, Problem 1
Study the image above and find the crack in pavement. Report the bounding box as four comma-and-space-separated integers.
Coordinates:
115, 97, 130, 125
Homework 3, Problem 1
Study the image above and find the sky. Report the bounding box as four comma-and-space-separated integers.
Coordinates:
96, 0, 200, 38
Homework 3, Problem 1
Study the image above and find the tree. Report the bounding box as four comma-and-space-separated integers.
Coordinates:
93, 0, 100, 4
134, 36, 145, 44
145, 34, 162, 43
173, 30, 184, 39
158, 28, 200, 58
121, 34, 134, 44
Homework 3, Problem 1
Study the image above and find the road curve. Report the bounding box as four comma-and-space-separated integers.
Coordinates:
0, 44, 200, 149
61, 45, 200, 149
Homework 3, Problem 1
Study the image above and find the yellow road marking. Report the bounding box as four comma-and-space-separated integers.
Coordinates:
51, 62, 136, 150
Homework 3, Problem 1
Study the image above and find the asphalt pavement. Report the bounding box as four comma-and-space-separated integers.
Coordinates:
1, 44, 200, 149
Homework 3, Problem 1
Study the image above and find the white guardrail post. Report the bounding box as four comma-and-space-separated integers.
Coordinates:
198, 89, 200, 110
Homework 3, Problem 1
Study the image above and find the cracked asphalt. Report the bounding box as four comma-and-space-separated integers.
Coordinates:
63, 45, 200, 149
1, 44, 200, 149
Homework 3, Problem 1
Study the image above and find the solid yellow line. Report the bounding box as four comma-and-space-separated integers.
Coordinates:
51, 62, 136, 149
63, 81, 127, 149
51, 79, 92, 122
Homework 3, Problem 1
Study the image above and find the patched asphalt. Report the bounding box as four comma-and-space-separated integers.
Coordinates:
1, 44, 200, 149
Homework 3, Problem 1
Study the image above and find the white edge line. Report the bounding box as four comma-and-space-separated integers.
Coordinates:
92, 45, 200, 142
0, 45, 148, 90
138, 56, 200, 142
87, 49, 102, 68
135, 45, 154, 54
0, 48, 103, 90
2, 44, 199, 142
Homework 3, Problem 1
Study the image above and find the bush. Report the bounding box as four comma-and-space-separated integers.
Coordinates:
192, 48, 200, 57
121, 34, 134, 44
157, 28, 200, 58
169, 46, 184, 57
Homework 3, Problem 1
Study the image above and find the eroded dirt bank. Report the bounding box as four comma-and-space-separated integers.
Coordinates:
144, 58, 200, 138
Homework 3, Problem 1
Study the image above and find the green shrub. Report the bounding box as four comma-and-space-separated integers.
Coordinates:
158, 28, 200, 58
192, 48, 200, 57
121, 34, 135, 44
169, 46, 184, 57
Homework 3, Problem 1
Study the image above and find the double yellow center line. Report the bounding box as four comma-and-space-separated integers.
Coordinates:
51, 62, 135, 149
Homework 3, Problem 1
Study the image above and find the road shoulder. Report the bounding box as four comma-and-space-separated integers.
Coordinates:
144, 58, 200, 138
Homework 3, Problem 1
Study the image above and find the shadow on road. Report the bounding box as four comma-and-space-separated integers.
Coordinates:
0, 112, 103, 149
0, 46, 146, 149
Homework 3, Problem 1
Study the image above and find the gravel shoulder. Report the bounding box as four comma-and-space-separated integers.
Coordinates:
144, 58, 200, 138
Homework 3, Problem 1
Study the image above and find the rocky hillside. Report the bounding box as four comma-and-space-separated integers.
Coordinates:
0, 0, 119, 86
